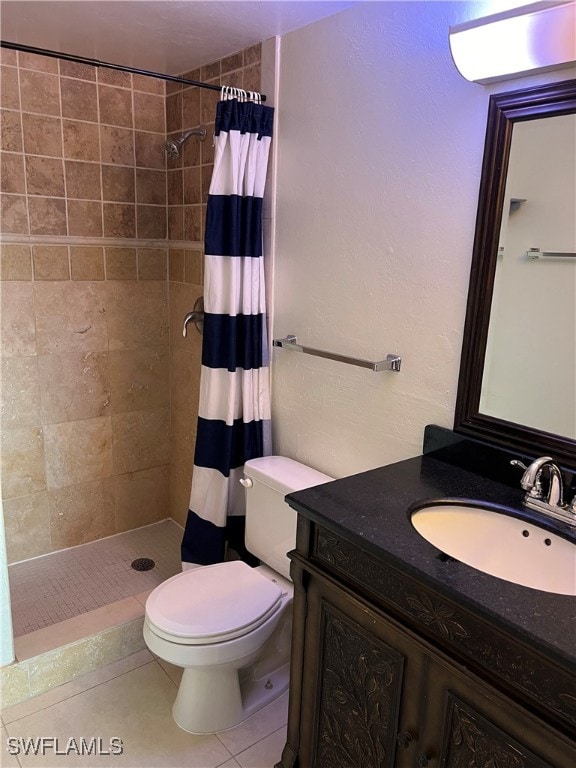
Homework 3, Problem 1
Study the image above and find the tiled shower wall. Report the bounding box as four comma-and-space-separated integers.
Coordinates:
0, 43, 262, 560
0, 50, 168, 239
0, 48, 171, 564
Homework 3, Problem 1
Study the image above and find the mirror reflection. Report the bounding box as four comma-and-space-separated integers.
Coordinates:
480, 113, 576, 439
454, 79, 576, 469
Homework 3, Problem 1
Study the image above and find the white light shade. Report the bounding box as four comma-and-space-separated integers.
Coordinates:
449, 1, 576, 83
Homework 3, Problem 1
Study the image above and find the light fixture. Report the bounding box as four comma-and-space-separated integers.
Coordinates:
449, 0, 576, 83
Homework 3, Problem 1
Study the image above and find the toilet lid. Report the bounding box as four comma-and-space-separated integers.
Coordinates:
145, 561, 283, 642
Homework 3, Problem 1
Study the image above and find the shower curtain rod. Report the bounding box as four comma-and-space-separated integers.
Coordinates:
0, 40, 267, 101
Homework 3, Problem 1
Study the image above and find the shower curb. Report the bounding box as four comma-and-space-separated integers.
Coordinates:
0, 616, 146, 709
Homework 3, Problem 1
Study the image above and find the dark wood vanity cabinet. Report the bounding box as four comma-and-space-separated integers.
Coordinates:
276, 519, 576, 768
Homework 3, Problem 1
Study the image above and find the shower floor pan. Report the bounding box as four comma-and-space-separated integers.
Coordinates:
2, 521, 183, 708
9, 520, 182, 637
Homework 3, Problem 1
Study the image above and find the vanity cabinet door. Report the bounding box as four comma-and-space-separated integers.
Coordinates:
422, 654, 575, 768
279, 524, 576, 768
298, 573, 425, 768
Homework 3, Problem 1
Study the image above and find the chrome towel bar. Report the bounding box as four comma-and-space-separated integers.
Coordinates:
527, 248, 576, 259
272, 335, 401, 372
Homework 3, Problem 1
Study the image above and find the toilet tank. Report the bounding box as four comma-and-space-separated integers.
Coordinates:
243, 456, 333, 579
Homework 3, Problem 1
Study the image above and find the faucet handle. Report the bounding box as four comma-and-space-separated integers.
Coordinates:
512, 457, 574, 524
510, 458, 544, 498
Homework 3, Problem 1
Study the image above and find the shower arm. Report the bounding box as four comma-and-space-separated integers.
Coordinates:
163, 126, 207, 159
181, 127, 207, 142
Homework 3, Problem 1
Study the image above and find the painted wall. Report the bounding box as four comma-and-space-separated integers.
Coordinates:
270, 0, 573, 478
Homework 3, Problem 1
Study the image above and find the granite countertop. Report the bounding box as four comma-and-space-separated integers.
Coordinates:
286, 453, 576, 668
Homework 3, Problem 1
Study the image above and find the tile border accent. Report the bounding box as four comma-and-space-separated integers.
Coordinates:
1, 234, 202, 249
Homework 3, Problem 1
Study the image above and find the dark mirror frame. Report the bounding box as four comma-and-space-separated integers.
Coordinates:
454, 78, 576, 471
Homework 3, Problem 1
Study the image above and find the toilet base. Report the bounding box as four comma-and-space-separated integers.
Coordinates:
172, 660, 290, 734
173, 666, 241, 734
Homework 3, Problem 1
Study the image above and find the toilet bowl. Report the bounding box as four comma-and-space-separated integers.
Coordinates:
143, 456, 332, 733
144, 560, 293, 733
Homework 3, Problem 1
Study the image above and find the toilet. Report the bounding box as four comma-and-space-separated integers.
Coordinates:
143, 456, 333, 734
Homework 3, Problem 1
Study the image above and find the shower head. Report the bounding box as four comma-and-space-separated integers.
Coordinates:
163, 126, 207, 159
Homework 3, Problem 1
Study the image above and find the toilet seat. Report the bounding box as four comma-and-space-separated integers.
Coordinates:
145, 560, 283, 645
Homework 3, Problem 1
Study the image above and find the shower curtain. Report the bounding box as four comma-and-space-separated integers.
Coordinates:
181, 95, 274, 568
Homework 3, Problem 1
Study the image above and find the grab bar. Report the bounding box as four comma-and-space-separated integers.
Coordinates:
272, 335, 401, 372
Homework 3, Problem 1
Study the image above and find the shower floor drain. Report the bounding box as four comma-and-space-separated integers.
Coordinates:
131, 558, 155, 571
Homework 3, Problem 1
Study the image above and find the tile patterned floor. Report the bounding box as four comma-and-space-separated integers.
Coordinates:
8, 522, 182, 636
1, 650, 288, 768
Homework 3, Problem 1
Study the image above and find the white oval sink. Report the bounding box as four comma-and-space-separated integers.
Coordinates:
410, 503, 576, 596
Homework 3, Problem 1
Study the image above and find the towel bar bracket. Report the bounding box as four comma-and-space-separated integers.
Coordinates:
272, 335, 401, 372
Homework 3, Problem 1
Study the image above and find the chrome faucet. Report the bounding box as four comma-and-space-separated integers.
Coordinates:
511, 456, 576, 526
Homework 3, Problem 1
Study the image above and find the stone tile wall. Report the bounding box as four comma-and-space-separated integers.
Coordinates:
0, 48, 172, 563
0, 244, 171, 562
0, 43, 262, 561
0, 48, 167, 239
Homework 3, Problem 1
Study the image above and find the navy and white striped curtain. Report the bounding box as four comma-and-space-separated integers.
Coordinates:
181, 96, 274, 568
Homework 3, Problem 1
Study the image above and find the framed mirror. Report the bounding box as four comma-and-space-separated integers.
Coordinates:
454, 78, 576, 470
